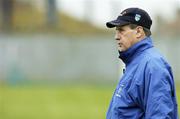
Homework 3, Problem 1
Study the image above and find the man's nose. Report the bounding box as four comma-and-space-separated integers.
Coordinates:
115, 32, 120, 41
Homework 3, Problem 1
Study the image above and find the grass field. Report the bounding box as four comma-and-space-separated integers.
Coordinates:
0, 84, 180, 119
0, 84, 114, 119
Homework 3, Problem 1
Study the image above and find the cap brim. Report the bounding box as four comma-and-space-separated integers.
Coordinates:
106, 19, 130, 28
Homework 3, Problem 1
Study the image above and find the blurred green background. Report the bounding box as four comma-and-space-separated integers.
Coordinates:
0, 0, 180, 119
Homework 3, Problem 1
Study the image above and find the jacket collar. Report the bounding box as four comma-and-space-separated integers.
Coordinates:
119, 37, 153, 65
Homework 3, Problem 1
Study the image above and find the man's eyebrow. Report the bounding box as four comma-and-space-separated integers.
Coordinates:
116, 27, 124, 31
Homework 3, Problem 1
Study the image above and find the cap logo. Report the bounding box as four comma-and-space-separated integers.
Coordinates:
135, 14, 141, 21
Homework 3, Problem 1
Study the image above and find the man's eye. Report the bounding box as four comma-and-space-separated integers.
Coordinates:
117, 29, 125, 33
119, 29, 124, 32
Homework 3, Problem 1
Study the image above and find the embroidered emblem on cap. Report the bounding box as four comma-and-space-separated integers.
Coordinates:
135, 14, 141, 21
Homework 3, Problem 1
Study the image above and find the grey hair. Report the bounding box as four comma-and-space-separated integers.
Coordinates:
128, 24, 151, 37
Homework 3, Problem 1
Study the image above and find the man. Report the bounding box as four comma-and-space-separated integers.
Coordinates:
106, 7, 178, 119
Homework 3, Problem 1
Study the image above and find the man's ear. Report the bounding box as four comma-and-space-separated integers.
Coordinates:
137, 26, 145, 36
134, 30, 137, 34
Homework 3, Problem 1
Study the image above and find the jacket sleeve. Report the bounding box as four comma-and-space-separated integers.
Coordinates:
144, 59, 176, 119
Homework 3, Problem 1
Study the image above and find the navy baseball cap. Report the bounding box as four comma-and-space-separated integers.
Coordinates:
106, 8, 152, 29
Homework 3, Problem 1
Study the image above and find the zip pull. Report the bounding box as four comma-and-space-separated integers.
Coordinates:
123, 68, 126, 74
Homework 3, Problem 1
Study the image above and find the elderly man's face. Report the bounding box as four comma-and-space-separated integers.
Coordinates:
115, 25, 138, 52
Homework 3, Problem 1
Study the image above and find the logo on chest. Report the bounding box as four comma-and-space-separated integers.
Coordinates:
115, 84, 125, 98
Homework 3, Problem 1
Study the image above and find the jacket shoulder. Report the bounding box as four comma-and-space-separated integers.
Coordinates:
143, 48, 171, 69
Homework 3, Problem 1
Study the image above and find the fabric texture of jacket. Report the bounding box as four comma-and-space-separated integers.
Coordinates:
106, 37, 178, 119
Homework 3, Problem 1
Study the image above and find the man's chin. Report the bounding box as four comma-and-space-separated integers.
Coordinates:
118, 48, 124, 52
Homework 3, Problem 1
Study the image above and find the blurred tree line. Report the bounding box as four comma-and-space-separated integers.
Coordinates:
0, 0, 106, 35
0, 0, 14, 31
1, 0, 179, 37
0, 0, 58, 31
155, 8, 180, 38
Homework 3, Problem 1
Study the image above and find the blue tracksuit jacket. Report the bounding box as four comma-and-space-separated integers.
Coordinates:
106, 37, 178, 119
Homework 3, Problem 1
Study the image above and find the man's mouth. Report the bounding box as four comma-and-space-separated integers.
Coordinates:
118, 43, 122, 47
